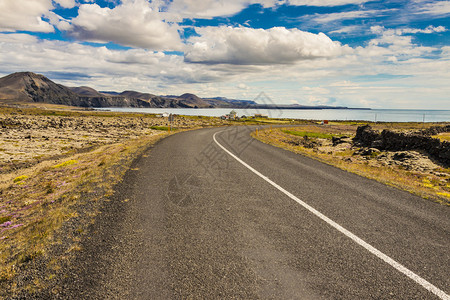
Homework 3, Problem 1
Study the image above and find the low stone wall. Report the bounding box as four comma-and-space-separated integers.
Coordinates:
353, 125, 450, 166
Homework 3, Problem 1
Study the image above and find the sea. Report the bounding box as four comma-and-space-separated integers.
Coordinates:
95, 107, 450, 123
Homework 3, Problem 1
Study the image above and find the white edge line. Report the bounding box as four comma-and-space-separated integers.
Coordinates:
213, 131, 449, 300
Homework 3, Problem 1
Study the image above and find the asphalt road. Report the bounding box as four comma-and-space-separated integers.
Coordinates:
59, 126, 449, 299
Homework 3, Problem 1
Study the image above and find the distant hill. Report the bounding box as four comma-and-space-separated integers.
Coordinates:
0, 72, 258, 109
174, 93, 212, 108
69, 86, 104, 97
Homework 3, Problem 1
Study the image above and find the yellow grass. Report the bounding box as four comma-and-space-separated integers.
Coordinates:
51, 160, 78, 169
433, 132, 450, 142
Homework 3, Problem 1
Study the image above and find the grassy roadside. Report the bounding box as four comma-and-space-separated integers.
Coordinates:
252, 125, 450, 206
0, 131, 171, 296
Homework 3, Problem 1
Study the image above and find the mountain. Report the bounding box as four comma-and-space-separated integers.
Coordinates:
0, 72, 254, 108
118, 91, 192, 108
174, 93, 212, 108
0, 72, 80, 105
69, 86, 104, 97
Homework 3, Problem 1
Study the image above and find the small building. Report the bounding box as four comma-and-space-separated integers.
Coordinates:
222, 110, 239, 120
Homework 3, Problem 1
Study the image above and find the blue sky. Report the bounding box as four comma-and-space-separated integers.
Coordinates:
1, 0, 449, 109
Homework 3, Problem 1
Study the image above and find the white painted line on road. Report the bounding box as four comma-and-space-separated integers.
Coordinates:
213, 131, 450, 300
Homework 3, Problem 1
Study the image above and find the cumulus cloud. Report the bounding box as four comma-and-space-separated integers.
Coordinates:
185, 26, 347, 65
356, 26, 437, 60
367, 26, 442, 56
66, 0, 182, 50
0, 0, 55, 32
0, 33, 235, 93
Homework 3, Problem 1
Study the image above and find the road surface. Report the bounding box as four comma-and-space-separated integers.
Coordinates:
59, 126, 449, 299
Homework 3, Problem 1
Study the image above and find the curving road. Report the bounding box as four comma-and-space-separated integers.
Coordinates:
59, 126, 449, 299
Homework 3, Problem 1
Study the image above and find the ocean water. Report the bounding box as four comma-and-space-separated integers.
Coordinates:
95, 107, 450, 123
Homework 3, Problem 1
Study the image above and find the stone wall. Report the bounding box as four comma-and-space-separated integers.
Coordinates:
353, 125, 450, 166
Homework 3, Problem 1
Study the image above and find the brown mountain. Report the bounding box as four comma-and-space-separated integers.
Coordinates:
69, 86, 104, 97
176, 93, 212, 108
0, 72, 80, 105
0, 72, 257, 109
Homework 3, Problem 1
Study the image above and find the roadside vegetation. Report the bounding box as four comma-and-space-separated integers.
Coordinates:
0, 105, 234, 296
253, 123, 450, 206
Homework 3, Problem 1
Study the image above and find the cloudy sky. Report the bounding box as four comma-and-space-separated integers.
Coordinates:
0, 0, 449, 109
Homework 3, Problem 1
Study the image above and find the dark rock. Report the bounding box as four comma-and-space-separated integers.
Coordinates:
357, 148, 381, 156
353, 125, 381, 147
393, 152, 414, 161
371, 140, 383, 149
353, 125, 450, 166
332, 136, 342, 146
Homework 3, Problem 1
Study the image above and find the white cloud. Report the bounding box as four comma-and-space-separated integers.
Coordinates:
0, 0, 55, 32
167, 0, 292, 19
311, 9, 393, 23
302, 86, 330, 94
0, 33, 39, 44
397, 25, 446, 34
329, 25, 362, 34
54, 0, 76, 8
366, 26, 437, 58
166, 0, 377, 19
0, 33, 207, 91
237, 83, 250, 90
66, 0, 183, 50
330, 80, 360, 87
416, 1, 450, 16
288, 0, 369, 6
185, 26, 348, 65
168, 0, 251, 19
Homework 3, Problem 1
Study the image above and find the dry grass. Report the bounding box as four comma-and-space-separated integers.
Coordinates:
253, 125, 450, 206
433, 132, 450, 142
0, 132, 168, 287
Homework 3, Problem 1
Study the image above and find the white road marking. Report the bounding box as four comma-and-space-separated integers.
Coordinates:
213, 131, 450, 300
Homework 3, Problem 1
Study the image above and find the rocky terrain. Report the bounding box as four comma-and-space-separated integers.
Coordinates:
353, 125, 450, 166
0, 108, 227, 180
255, 123, 450, 204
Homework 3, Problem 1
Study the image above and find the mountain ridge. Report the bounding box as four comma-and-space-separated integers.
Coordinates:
0, 72, 255, 108
0, 72, 355, 110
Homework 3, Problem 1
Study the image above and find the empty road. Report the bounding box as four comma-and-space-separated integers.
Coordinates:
58, 126, 449, 299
